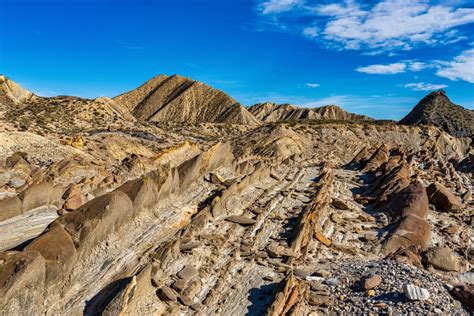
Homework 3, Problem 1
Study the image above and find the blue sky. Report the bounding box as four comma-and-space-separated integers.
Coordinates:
1, 0, 473, 119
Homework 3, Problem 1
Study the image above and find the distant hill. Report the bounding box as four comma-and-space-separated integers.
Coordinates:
114, 74, 260, 126
248, 102, 372, 122
399, 90, 474, 138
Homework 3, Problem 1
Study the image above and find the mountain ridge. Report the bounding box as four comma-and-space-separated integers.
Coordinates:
249, 102, 372, 122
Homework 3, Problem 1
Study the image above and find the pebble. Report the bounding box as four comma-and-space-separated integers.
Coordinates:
324, 278, 339, 285
363, 274, 382, 290
403, 284, 430, 301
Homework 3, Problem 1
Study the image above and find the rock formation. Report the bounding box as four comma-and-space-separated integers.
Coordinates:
0, 76, 472, 315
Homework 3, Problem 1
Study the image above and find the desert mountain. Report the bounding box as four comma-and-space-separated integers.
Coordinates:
0, 75, 473, 315
399, 90, 474, 138
249, 102, 372, 122
114, 74, 261, 126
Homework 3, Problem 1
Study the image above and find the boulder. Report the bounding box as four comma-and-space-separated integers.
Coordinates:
422, 247, 460, 272
63, 193, 88, 210
0, 196, 22, 221
19, 182, 64, 212
427, 182, 463, 213
451, 285, 474, 311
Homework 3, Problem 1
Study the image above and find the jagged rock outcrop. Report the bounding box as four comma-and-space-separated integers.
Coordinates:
114, 74, 260, 125
249, 102, 371, 122
399, 90, 474, 138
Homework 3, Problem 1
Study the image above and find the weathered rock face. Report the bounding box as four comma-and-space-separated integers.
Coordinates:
399, 90, 474, 138
114, 74, 261, 126
0, 76, 472, 315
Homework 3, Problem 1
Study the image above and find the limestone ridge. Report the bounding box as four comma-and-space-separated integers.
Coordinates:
249, 102, 372, 122
114, 74, 261, 126
399, 90, 474, 138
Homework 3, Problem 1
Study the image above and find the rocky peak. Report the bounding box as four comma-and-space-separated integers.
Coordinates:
399, 90, 474, 139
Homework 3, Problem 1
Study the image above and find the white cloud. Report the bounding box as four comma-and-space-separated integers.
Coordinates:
408, 61, 428, 71
303, 26, 318, 37
356, 62, 406, 74
320, 0, 474, 51
436, 49, 474, 83
306, 83, 320, 88
261, 0, 303, 14
404, 82, 448, 91
258, 0, 474, 52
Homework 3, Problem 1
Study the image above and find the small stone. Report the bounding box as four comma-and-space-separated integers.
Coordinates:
306, 276, 325, 282
332, 198, 350, 210
339, 295, 345, 301
367, 289, 376, 297
308, 293, 334, 307
180, 241, 202, 252
314, 270, 331, 278
363, 274, 382, 290
209, 172, 225, 185
360, 232, 377, 242
403, 284, 430, 301
314, 231, 332, 247
226, 215, 256, 226
172, 279, 187, 293
294, 268, 310, 279
442, 224, 458, 234
177, 265, 198, 281
158, 286, 178, 301
179, 295, 194, 306
324, 278, 339, 286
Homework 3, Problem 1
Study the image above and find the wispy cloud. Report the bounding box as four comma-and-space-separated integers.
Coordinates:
306, 83, 320, 88
260, 0, 303, 14
436, 48, 474, 83
404, 82, 448, 91
115, 40, 144, 50
30, 88, 60, 97
356, 63, 406, 74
